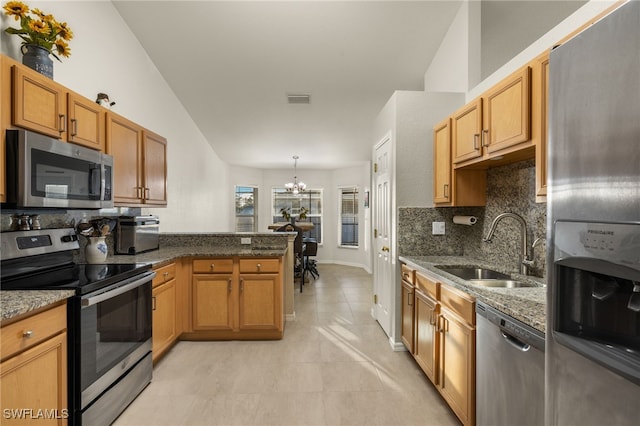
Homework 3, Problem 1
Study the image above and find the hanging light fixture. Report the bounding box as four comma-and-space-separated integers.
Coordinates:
285, 155, 306, 195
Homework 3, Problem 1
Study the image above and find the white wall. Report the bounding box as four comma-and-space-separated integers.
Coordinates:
1, 1, 230, 232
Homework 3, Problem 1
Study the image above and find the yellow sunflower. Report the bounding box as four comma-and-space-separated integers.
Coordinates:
3, 1, 28, 20
27, 19, 48, 34
55, 39, 71, 58
56, 22, 73, 41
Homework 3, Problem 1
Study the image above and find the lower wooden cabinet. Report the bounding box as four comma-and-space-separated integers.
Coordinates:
152, 262, 178, 362
0, 302, 68, 425
187, 256, 284, 340
438, 284, 476, 426
400, 264, 476, 426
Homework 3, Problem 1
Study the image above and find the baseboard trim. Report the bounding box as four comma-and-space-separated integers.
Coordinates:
285, 312, 296, 322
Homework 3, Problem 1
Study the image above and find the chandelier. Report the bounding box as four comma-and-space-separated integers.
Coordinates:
285, 155, 306, 195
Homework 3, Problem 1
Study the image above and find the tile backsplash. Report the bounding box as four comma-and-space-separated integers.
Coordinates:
399, 159, 547, 277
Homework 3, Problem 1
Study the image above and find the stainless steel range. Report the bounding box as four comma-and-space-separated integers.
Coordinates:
1, 228, 155, 426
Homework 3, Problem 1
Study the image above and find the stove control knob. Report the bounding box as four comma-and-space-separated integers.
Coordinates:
61, 234, 78, 243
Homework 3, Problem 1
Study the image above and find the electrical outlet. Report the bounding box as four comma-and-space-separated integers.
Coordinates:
432, 222, 446, 235
240, 237, 251, 245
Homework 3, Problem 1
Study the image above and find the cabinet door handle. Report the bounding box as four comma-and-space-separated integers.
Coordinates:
23, 330, 34, 339
227, 278, 232, 293
144, 187, 150, 200
429, 311, 435, 326
58, 114, 66, 133
240, 278, 244, 292
443, 184, 449, 198
473, 133, 480, 150
136, 187, 143, 199
408, 292, 413, 306
482, 129, 489, 147
152, 296, 157, 311
70, 118, 78, 136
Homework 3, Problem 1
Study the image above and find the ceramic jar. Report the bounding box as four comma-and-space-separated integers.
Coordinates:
85, 237, 108, 264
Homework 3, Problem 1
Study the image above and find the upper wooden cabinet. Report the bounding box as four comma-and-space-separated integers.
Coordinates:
434, 117, 487, 207
106, 112, 168, 207
532, 52, 550, 202
11, 62, 105, 151
452, 66, 533, 167
433, 118, 452, 204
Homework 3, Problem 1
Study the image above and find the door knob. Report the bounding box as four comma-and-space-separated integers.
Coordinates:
381, 246, 390, 252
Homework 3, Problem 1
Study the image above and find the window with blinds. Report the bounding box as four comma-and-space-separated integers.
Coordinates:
339, 187, 359, 247
235, 186, 258, 232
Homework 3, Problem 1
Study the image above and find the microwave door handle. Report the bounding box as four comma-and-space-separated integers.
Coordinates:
81, 271, 156, 307
89, 164, 101, 198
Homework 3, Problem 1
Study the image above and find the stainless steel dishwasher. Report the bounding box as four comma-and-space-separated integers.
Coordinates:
476, 301, 545, 426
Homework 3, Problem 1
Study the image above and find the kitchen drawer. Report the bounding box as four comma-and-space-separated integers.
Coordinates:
153, 262, 176, 287
439, 283, 475, 326
401, 263, 415, 284
1, 302, 66, 361
193, 258, 234, 274
416, 271, 439, 300
239, 258, 280, 274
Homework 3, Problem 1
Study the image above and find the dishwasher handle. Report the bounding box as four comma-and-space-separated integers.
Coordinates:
501, 330, 531, 352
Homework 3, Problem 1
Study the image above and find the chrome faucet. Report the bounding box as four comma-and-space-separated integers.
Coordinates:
483, 212, 532, 275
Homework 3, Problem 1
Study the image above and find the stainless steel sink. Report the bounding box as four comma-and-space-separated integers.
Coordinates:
469, 279, 536, 288
435, 266, 511, 281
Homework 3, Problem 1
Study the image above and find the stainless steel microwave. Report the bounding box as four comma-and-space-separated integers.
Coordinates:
5, 129, 114, 209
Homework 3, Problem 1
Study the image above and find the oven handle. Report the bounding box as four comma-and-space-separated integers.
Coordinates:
81, 271, 156, 307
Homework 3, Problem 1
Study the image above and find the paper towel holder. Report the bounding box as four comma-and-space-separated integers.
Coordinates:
453, 215, 478, 226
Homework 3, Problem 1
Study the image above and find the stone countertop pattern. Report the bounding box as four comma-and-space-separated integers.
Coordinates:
1, 233, 292, 323
399, 255, 546, 333
1, 290, 75, 323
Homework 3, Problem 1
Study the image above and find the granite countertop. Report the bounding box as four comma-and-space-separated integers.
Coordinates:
399, 255, 546, 333
1, 290, 75, 323
1, 236, 291, 323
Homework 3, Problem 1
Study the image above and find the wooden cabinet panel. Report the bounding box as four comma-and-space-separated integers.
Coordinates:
533, 52, 550, 201
414, 288, 438, 385
483, 66, 531, 153
1, 302, 68, 425
401, 278, 415, 352
12, 65, 66, 139
1, 303, 66, 360
439, 306, 475, 426
107, 113, 142, 204
452, 99, 482, 164
1, 332, 68, 425
239, 258, 280, 274
152, 279, 177, 362
238, 275, 280, 330
142, 130, 167, 206
193, 258, 234, 274
192, 274, 234, 331
67, 91, 105, 151
433, 118, 452, 204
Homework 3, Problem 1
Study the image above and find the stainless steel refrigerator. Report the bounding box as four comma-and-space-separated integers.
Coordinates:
547, 1, 640, 425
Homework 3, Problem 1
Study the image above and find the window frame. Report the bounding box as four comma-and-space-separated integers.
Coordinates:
338, 186, 359, 248
271, 187, 323, 245
234, 185, 258, 232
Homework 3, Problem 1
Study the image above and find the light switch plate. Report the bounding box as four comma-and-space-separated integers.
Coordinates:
432, 222, 446, 235
241, 237, 251, 245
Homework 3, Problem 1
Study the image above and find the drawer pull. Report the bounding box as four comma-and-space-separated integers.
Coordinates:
163, 271, 169, 278
210, 264, 215, 271
23, 330, 34, 339
256, 263, 261, 271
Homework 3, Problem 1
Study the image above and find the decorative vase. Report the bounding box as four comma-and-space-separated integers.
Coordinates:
21, 44, 54, 79
85, 237, 108, 264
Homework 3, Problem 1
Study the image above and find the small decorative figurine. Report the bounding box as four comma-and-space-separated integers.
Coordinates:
96, 93, 115, 108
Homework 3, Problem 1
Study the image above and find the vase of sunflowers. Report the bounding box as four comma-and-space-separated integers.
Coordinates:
2, 1, 73, 79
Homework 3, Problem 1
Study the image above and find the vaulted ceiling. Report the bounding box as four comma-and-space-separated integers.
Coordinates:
113, 1, 463, 170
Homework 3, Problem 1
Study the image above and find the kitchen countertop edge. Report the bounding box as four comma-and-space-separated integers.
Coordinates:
399, 255, 546, 333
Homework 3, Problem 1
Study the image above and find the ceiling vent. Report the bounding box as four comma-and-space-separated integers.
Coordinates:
287, 94, 310, 104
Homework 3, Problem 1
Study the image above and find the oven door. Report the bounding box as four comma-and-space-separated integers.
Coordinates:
77, 271, 153, 410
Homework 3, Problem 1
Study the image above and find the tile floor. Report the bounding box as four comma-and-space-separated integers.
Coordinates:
114, 264, 460, 426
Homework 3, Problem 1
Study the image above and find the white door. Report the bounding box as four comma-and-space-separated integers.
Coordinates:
372, 136, 392, 337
